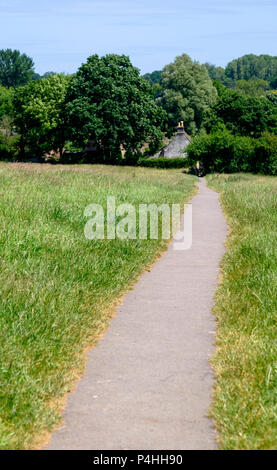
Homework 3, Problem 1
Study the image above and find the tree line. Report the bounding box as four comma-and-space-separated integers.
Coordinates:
0, 49, 276, 173
145, 54, 277, 93
144, 54, 277, 175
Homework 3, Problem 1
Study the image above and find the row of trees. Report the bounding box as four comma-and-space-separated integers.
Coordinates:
146, 54, 277, 99
5, 48, 275, 94
0, 49, 55, 88
1, 53, 167, 162
0, 50, 218, 162
186, 81, 277, 175
224, 54, 277, 88
0, 48, 276, 171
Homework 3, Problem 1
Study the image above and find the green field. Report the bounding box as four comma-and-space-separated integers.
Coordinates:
207, 174, 277, 450
0, 163, 196, 450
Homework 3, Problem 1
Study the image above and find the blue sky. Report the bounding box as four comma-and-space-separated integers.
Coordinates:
0, 0, 276, 75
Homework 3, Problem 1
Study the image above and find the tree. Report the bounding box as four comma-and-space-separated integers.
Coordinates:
64, 54, 165, 162
225, 54, 277, 89
0, 49, 35, 88
143, 70, 163, 99
203, 85, 277, 137
157, 54, 217, 135
143, 70, 162, 86
13, 74, 70, 158
204, 63, 230, 86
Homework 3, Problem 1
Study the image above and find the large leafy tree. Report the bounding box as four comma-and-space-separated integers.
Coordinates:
0, 49, 35, 88
13, 74, 70, 158
64, 54, 165, 161
157, 54, 217, 135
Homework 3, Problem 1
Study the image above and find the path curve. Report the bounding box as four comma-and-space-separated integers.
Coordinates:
45, 178, 227, 450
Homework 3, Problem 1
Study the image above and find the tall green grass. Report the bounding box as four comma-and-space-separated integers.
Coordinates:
0, 163, 196, 449
207, 173, 277, 450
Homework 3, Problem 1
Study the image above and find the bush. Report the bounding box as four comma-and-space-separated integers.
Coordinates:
253, 132, 277, 175
138, 157, 187, 169
186, 128, 238, 173
0, 132, 19, 161
187, 129, 277, 175
231, 135, 256, 172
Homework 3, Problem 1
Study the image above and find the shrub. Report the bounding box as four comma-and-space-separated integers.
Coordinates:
187, 129, 277, 175
0, 132, 19, 161
231, 135, 256, 172
253, 132, 277, 175
186, 128, 237, 173
138, 157, 187, 169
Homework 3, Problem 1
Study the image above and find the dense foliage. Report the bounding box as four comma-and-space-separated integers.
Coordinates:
225, 54, 277, 89
0, 129, 19, 160
187, 77, 277, 174
0, 86, 13, 120
234, 79, 270, 97
204, 63, 231, 87
64, 54, 165, 162
204, 83, 277, 137
0, 49, 35, 88
143, 70, 162, 86
187, 129, 277, 175
205, 54, 277, 90
156, 54, 217, 136
13, 74, 70, 158
0, 48, 276, 170
143, 70, 163, 99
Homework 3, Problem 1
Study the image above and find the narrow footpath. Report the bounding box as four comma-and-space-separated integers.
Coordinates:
46, 178, 227, 450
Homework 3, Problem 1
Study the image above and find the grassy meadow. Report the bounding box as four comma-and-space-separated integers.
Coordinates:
207, 174, 277, 450
0, 163, 196, 450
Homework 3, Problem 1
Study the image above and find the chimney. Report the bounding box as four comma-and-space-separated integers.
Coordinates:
177, 121, 185, 134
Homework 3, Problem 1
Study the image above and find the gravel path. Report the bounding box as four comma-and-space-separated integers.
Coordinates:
45, 178, 227, 450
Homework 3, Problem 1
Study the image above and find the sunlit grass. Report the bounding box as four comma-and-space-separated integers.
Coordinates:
207, 173, 277, 450
0, 163, 196, 450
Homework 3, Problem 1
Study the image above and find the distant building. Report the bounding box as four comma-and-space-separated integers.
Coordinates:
155, 122, 191, 158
